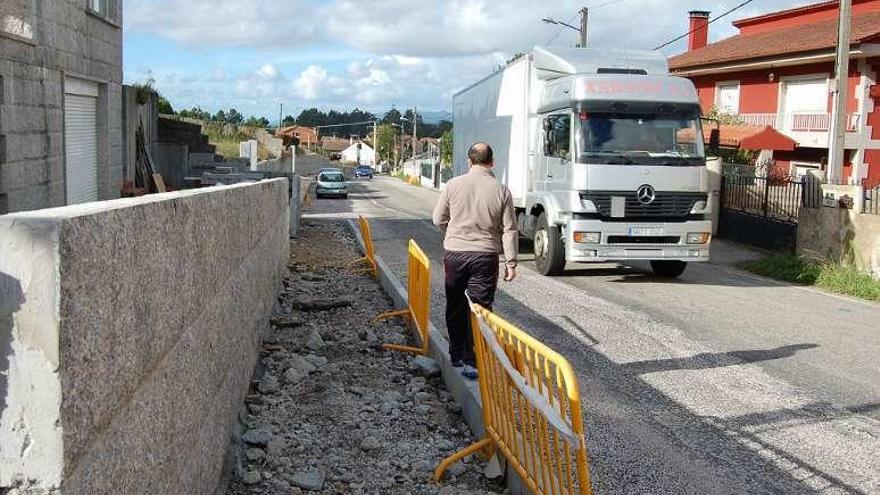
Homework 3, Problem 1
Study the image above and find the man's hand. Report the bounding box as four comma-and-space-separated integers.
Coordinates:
504, 265, 517, 282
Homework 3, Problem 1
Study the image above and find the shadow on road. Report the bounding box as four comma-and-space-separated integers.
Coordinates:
619, 343, 819, 375
355, 217, 871, 495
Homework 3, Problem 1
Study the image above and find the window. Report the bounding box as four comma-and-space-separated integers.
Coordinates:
543, 114, 571, 159
2, 0, 35, 41
715, 82, 740, 114
576, 111, 705, 165
89, 0, 115, 20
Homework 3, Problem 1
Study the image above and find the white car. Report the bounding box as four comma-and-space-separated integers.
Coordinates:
316, 170, 348, 199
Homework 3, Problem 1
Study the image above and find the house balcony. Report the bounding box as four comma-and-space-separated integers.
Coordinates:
735, 113, 862, 149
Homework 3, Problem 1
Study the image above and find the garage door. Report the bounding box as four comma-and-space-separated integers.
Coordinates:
64, 78, 99, 204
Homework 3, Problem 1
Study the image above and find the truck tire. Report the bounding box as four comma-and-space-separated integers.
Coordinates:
533, 212, 565, 276
650, 260, 687, 278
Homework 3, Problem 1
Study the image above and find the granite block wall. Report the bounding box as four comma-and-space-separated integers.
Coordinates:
0, 179, 290, 493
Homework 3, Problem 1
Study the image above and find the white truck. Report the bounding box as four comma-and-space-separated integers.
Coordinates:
453, 46, 713, 277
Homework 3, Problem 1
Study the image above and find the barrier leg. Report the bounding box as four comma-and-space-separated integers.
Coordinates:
372, 309, 409, 324
433, 438, 494, 483
374, 309, 427, 355
350, 257, 376, 277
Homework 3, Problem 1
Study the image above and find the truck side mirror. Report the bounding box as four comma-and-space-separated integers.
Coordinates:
544, 130, 553, 156
709, 129, 720, 154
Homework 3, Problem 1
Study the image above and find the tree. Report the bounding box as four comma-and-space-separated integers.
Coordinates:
213, 109, 227, 122
244, 116, 270, 128
705, 106, 745, 125
179, 106, 211, 121
281, 115, 296, 127
440, 129, 453, 165
157, 95, 174, 115
381, 108, 402, 125
436, 120, 452, 136
226, 108, 244, 125
375, 124, 399, 165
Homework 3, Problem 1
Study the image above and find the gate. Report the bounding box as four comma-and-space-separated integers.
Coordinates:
718, 174, 820, 251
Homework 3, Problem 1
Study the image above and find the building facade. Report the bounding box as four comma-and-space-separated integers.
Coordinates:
669, 0, 880, 187
340, 141, 375, 166
1, 0, 123, 214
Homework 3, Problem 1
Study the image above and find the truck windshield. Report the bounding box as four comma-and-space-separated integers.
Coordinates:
576, 112, 704, 165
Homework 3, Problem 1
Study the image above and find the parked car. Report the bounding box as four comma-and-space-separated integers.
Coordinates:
354, 165, 374, 179
316, 170, 348, 199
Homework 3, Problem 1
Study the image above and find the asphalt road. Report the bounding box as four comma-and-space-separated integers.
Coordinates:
303, 172, 880, 495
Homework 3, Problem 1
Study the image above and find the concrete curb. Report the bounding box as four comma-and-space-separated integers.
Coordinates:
345, 220, 529, 494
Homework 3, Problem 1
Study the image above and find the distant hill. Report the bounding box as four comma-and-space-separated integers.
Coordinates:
420, 110, 453, 124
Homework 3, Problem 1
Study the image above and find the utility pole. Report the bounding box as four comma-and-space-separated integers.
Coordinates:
278, 102, 283, 130
579, 7, 588, 47
373, 121, 378, 168
828, 0, 852, 184
412, 107, 418, 159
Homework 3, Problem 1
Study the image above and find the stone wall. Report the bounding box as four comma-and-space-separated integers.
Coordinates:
0, 0, 124, 213
0, 179, 290, 493
798, 206, 880, 278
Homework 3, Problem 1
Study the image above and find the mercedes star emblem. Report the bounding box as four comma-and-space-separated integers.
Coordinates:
636, 185, 656, 205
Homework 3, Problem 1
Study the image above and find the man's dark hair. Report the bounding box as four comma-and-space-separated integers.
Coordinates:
468, 142, 494, 165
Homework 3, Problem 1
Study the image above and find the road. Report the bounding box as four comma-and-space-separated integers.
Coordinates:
303, 172, 880, 494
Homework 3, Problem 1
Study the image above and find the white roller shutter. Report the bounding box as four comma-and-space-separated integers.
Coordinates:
64, 78, 99, 205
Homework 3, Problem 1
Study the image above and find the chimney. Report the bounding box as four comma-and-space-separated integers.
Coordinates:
688, 11, 710, 51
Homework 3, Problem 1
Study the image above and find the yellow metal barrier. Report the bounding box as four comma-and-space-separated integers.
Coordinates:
434, 302, 593, 495
373, 239, 431, 355
352, 215, 378, 278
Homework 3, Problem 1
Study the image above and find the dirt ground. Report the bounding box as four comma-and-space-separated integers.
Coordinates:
225, 221, 506, 495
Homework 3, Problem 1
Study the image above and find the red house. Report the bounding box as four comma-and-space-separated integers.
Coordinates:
669, 0, 880, 187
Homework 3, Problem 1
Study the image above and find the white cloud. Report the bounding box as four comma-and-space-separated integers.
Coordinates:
258, 64, 279, 79
125, 0, 812, 116
294, 65, 329, 101
125, 0, 320, 47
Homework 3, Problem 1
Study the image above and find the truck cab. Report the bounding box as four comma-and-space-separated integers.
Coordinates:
453, 46, 713, 277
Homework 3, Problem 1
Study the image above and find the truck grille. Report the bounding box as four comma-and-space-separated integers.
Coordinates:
580, 191, 706, 220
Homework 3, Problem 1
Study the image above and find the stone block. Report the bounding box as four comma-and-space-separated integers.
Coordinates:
0, 180, 290, 493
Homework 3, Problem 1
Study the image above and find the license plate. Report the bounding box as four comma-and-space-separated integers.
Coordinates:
628, 227, 663, 236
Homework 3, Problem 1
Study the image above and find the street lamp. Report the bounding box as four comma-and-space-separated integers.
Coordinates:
542, 8, 589, 47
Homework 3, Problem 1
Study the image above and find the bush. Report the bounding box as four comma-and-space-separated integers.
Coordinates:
743, 254, 880, 301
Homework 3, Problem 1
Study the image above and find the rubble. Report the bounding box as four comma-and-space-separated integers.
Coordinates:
225, 222, 504, 495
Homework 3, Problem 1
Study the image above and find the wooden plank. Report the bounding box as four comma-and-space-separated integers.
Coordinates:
152, 173, 167, 193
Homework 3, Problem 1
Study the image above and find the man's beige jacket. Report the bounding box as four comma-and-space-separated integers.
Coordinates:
432, 165, 518, 269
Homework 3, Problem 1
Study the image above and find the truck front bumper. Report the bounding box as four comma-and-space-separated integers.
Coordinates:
564, 218, 712, 263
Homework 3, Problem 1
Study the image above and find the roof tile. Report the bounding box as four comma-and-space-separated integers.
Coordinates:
669, 11, 880, 70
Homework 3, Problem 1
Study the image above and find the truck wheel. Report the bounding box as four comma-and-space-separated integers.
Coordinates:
533, 212, 565, 276
650, 260, 687, 278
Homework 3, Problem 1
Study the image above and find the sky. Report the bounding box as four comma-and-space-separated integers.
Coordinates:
123, 0, 811, 121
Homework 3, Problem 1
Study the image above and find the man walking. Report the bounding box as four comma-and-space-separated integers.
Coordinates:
432, 142, 517, 380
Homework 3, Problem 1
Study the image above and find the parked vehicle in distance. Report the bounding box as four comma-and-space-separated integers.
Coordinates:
453, 46, 713, 278
354, 165, 374, 179
316, 170, 348, 199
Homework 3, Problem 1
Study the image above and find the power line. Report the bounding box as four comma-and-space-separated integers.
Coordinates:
591, 0, 627, 10
653, 0, 756, 51
545, 12, 580, 45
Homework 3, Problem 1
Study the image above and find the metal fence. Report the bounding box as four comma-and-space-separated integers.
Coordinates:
722, 174, 820, 220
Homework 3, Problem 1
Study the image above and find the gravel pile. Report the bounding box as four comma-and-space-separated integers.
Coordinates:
225, 221, 505, 495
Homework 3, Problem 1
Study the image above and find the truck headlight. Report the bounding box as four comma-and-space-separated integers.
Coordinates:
574, 232, 601, 243
690, 200, 707, 213
686, 232, 710, 244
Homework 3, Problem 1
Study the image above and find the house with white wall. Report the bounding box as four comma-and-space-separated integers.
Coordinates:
341, 140, 375, 166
